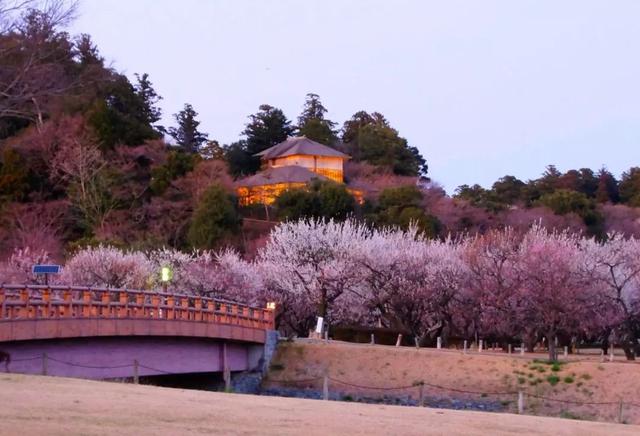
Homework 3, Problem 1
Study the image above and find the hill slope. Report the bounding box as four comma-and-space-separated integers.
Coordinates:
266, 340, 640, 424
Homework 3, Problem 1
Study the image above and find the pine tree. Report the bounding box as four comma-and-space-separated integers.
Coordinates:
297, 93, 337, 145
169, 103, 208, 153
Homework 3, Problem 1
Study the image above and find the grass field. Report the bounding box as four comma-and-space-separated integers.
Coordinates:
0, 373, 637, 435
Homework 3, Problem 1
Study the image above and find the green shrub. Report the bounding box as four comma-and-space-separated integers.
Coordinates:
547, 375, 560, 386
187, 183, 239, 249
269, 363, 285, 371
563, 376, 574, 384
551, 362, 562, 372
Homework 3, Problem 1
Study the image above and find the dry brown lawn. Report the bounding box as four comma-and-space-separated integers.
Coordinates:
0, 373, 637, 435
266, 340, 640, 424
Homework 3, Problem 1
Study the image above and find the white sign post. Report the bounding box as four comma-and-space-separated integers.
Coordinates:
315, 317, 324, 338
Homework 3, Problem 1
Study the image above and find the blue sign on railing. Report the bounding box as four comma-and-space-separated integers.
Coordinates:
32, 265, 62, 274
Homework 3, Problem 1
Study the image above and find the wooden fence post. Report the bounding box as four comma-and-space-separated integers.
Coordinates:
223, 342, 231, 392
463, 340, 467, 354
518, 391, 525, 414
396, 334, 403, 347
478, 340, 483, 353
133, 360, 139, 384
563, 346, 568, 359
370, 333, 375, 345
414, 337, 420, 350
609, 345, 615, 362
42, 353, 48, 376
436, 337, 441, 350
520, 342, 525, 356
323, 375, 329, 401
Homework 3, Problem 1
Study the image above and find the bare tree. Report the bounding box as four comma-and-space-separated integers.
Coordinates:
50, 118, 118, 231
0, 0, 78, 129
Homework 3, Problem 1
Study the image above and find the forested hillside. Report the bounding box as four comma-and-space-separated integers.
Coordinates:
1, 1, 639, 263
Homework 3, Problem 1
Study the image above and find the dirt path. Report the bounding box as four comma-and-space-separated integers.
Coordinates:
0, 373, 637, 435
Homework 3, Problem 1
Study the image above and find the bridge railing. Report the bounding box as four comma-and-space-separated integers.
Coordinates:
0, 285, 274, 330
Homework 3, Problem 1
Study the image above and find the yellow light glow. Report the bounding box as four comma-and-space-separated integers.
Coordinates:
266, 302, 276, 310
161, 267, 171, 282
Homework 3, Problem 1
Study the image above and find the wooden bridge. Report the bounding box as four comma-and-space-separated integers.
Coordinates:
0, 285, 277, 381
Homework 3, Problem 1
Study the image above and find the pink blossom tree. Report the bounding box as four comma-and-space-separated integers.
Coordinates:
580, 233, 640, 359
257, 219, 370, 336
514, 225, 599, 361
61, 245, 153, 289
0, 247, 53, 284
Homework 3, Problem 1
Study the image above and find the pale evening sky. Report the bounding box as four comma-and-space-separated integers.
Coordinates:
71, 0, 640, 192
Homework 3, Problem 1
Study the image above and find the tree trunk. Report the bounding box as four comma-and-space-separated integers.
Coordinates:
548, 333, 557, 362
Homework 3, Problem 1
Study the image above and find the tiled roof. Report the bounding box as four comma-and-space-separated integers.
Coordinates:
256, 136, 350, 160
235, 165, 330, 188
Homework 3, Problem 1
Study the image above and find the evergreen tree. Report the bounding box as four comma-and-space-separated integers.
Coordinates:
134, 73, 163, 129
341, 110, 428, 176
187, 184, 239, 249
168, 103, 208, 153
243, 104, 295, 155
231, 104, 295, 175
297, 93, 337, 145
619, 167, 640, 207
595, 167, 620, 203
88, 74, 161, 148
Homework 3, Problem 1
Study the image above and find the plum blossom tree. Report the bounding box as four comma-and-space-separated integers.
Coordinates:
0, 247, 52, 284
257, 219, 370, 335
61, 245, 152, 289
464, 228, 525, 345
580, 234, 640, 359
514, 225, 599, 361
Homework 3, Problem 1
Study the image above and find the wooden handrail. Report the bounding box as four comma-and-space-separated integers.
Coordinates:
0, 285, 275, 330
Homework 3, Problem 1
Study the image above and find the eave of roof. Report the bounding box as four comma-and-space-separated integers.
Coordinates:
235, 165, 331, 188
256, 136, 350, 160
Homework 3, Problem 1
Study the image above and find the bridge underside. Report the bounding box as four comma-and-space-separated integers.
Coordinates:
0, 336, 263, 379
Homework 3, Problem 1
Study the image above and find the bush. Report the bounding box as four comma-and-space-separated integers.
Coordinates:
274, 180, 355, 221
563, 376, 574, 384
187, 184, 239, 249
546, 375, 560, 386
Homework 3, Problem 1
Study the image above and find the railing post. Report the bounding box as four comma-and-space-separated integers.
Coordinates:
151, 295, 160, 318
119, 292, 128, 318
167, 296, 175, 320
63, 290, 72, 318
100, 291, 110, 317
0, 287, 6, 319
82, 290, 91, 318
180, 297, 189, 320
194, 298, 202, 321
42, 288, 51, 318
20, 289, 29, 318
135, 293, 144, 318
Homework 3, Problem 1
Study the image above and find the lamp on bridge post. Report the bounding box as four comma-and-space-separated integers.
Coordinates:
266, 302, 276, 310
160, 266, 172, 293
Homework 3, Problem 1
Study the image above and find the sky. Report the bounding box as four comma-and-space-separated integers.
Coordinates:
70, 0, 640, 193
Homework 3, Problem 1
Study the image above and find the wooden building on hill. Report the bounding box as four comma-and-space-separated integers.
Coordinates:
236, 136, 362, 205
